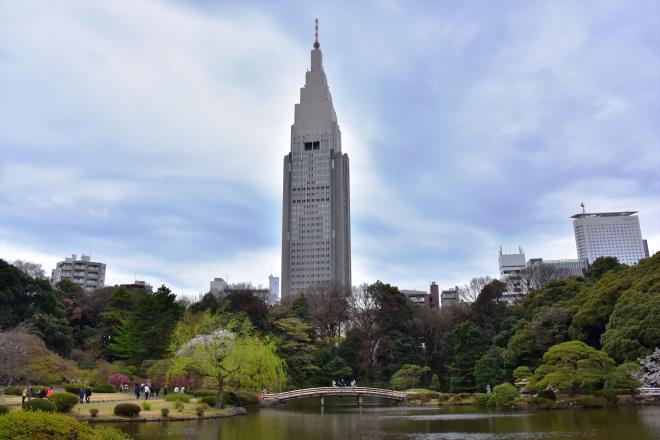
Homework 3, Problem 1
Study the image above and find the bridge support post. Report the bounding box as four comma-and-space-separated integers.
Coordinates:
320, 396, 324, 407
358, 395, 362, 407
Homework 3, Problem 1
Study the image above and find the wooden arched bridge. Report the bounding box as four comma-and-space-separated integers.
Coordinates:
262, 387, 407, 407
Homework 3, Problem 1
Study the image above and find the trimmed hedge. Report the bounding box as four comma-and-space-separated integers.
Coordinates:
581, 396, 607, 408
529, 397, 558, 409
0, 410, 131, 440
92, 384, 115, 393
48, 392, 79, 412
160, 407, 170, 417
23, 398, 56, 412
196, 406, 205, 417
89, 408, 99, 417
113, 403, 141, 418
474, 393, 496, 408
64, 384, 83, 394
594, 389, 618, 405
193, 389, 217, 397
2, 386, 23, 396
165, 393, 190, 403
537, 389, 556, 401
200, 396, 216, 407
237, 391, 260, 406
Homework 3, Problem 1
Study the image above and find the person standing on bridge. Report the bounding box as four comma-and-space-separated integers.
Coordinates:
351, 380, 356, 387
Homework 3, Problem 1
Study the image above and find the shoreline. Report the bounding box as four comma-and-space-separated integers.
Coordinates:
82, 407, 246, 424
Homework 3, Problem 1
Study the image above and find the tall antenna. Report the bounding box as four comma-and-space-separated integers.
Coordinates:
580, 202, 586, 214
314, 18, 320, 49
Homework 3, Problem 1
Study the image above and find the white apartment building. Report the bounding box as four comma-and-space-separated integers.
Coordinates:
572, 211, 646, 265
51, 254, 105, 292
498, 247, 526, 295
268, 275, 280, 305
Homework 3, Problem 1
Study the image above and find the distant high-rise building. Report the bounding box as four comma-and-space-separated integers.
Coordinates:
210, 277, 228, 295
498, 247, 526, 295
572, 211, 646, 265
119, 280, 153, 293
268, 275, 280, 305
401, 282, 440, 309
525, 258, 588, 288
281, 20, 351, 301
441, 286, 460, 307
51, 254, 105, 292
643, 239, 650, 258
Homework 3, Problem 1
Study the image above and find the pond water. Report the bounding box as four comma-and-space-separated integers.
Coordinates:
112, 401, 660, 440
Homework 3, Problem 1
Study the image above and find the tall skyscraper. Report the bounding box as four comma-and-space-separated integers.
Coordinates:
281, 20, 351, 301
572, 211, 646, 265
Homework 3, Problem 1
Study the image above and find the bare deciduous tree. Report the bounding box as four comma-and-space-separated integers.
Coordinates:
458, 276, 493, 303
12, 260, 46, 279
304, 283, 349, 338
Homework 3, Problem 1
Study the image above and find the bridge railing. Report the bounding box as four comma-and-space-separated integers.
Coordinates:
262, 386, 407, 401
639, 387, 660, 396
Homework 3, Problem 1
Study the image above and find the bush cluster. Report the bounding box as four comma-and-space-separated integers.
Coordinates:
89, 408, 99, 417
64, 384, 83, 394
0, 410, 131, 440
113, 403, 141, 418
536, 389, 557, 401
193, 389, 217, 397
0, 405, 8, 415
581, 396, 607, 408
529, 397, 558, 409
200, 396, 217, 407
23, 398, 56, 412
160, 407, 170, 417
474, 393, 496, 408
92, 384, 115, 393
494, 383, 519, 408
141, 401, 152, 411
174, 401, 184, 411
593, 389, 618, 405
196, 406, 206, 417
406, 390, 440, 402
2, 386, 23, 396
48, 392, 79, 412
165, 393, 190, 403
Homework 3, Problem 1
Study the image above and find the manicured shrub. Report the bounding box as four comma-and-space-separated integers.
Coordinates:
474, 393, 497, 408
48, 392, 79, 413
581, 396, 607, 408
113, 403, 141, 418
2, 386, 23, 396
406, 390, 440, 402
196, 406, 205, 417
529, 397, 558, 409
593, 389, 618, 405
537, 389, 557, 401
200, 396, 216, 407
142, 401, 152, 411
494, 383, 519, 408
0, 405, 8, 415
89, 408, 99, 417
23, 398, 55, 412
64, 384, 83, 394
237, 391, 260, 406
160, 407, 170, 417
92, 384, 115, 393
0, 411, 131, 440
165, 393, 190, 403
174, 401, 184, 411
193, 389, 217, 397
222, 390, 239, 406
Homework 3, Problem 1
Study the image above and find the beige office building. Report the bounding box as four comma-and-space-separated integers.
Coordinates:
51, 254, 106, 292
281, 22, 351, 300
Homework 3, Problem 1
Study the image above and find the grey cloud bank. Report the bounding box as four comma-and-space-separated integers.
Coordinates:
0, 0, 658, 296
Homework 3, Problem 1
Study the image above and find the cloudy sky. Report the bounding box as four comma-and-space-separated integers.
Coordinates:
1, 0, 658, 297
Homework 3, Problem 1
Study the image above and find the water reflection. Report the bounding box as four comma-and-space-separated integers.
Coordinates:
113, 405, 660, 440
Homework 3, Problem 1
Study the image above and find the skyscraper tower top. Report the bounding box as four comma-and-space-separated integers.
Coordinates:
314, 18, 320, 49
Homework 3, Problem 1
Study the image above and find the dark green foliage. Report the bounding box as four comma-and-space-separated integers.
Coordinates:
474, 393, 496, 408
448, 321, 487, 392
430, 374, 440, 391
20, 313, 74, 356
0, 405, 8, 415
195, 405, 205, 417
225, 291, 268, 331
193, 389, 217, 397
390, 364, 431, 390
528, 397, 558, 409
593, 389, 617, 405
113, 403, 141, 417
23, 398, 56, 412
222, 390, 239, 406
536, 389, 556, 401
64, 385, 82, 394
474, 347, 509, 391
48, 392, 79, 412
580, 396, 607, 408
290, 294, 309, 320
584, 257, 626, 281
237, 391, 259, 406
200, 396, 216, 407
92, 384, 115, 393
160, 407, 169, 417
0, 411, 131, 440
2, 386, 23, 395
493, 382, 519, 408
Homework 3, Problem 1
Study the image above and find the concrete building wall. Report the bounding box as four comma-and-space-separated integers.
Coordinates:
51, 254, 105, 292
281, 33, 351, 301
572, 212, 645, 265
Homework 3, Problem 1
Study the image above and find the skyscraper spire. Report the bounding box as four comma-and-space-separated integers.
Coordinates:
314, 18, 320, 49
